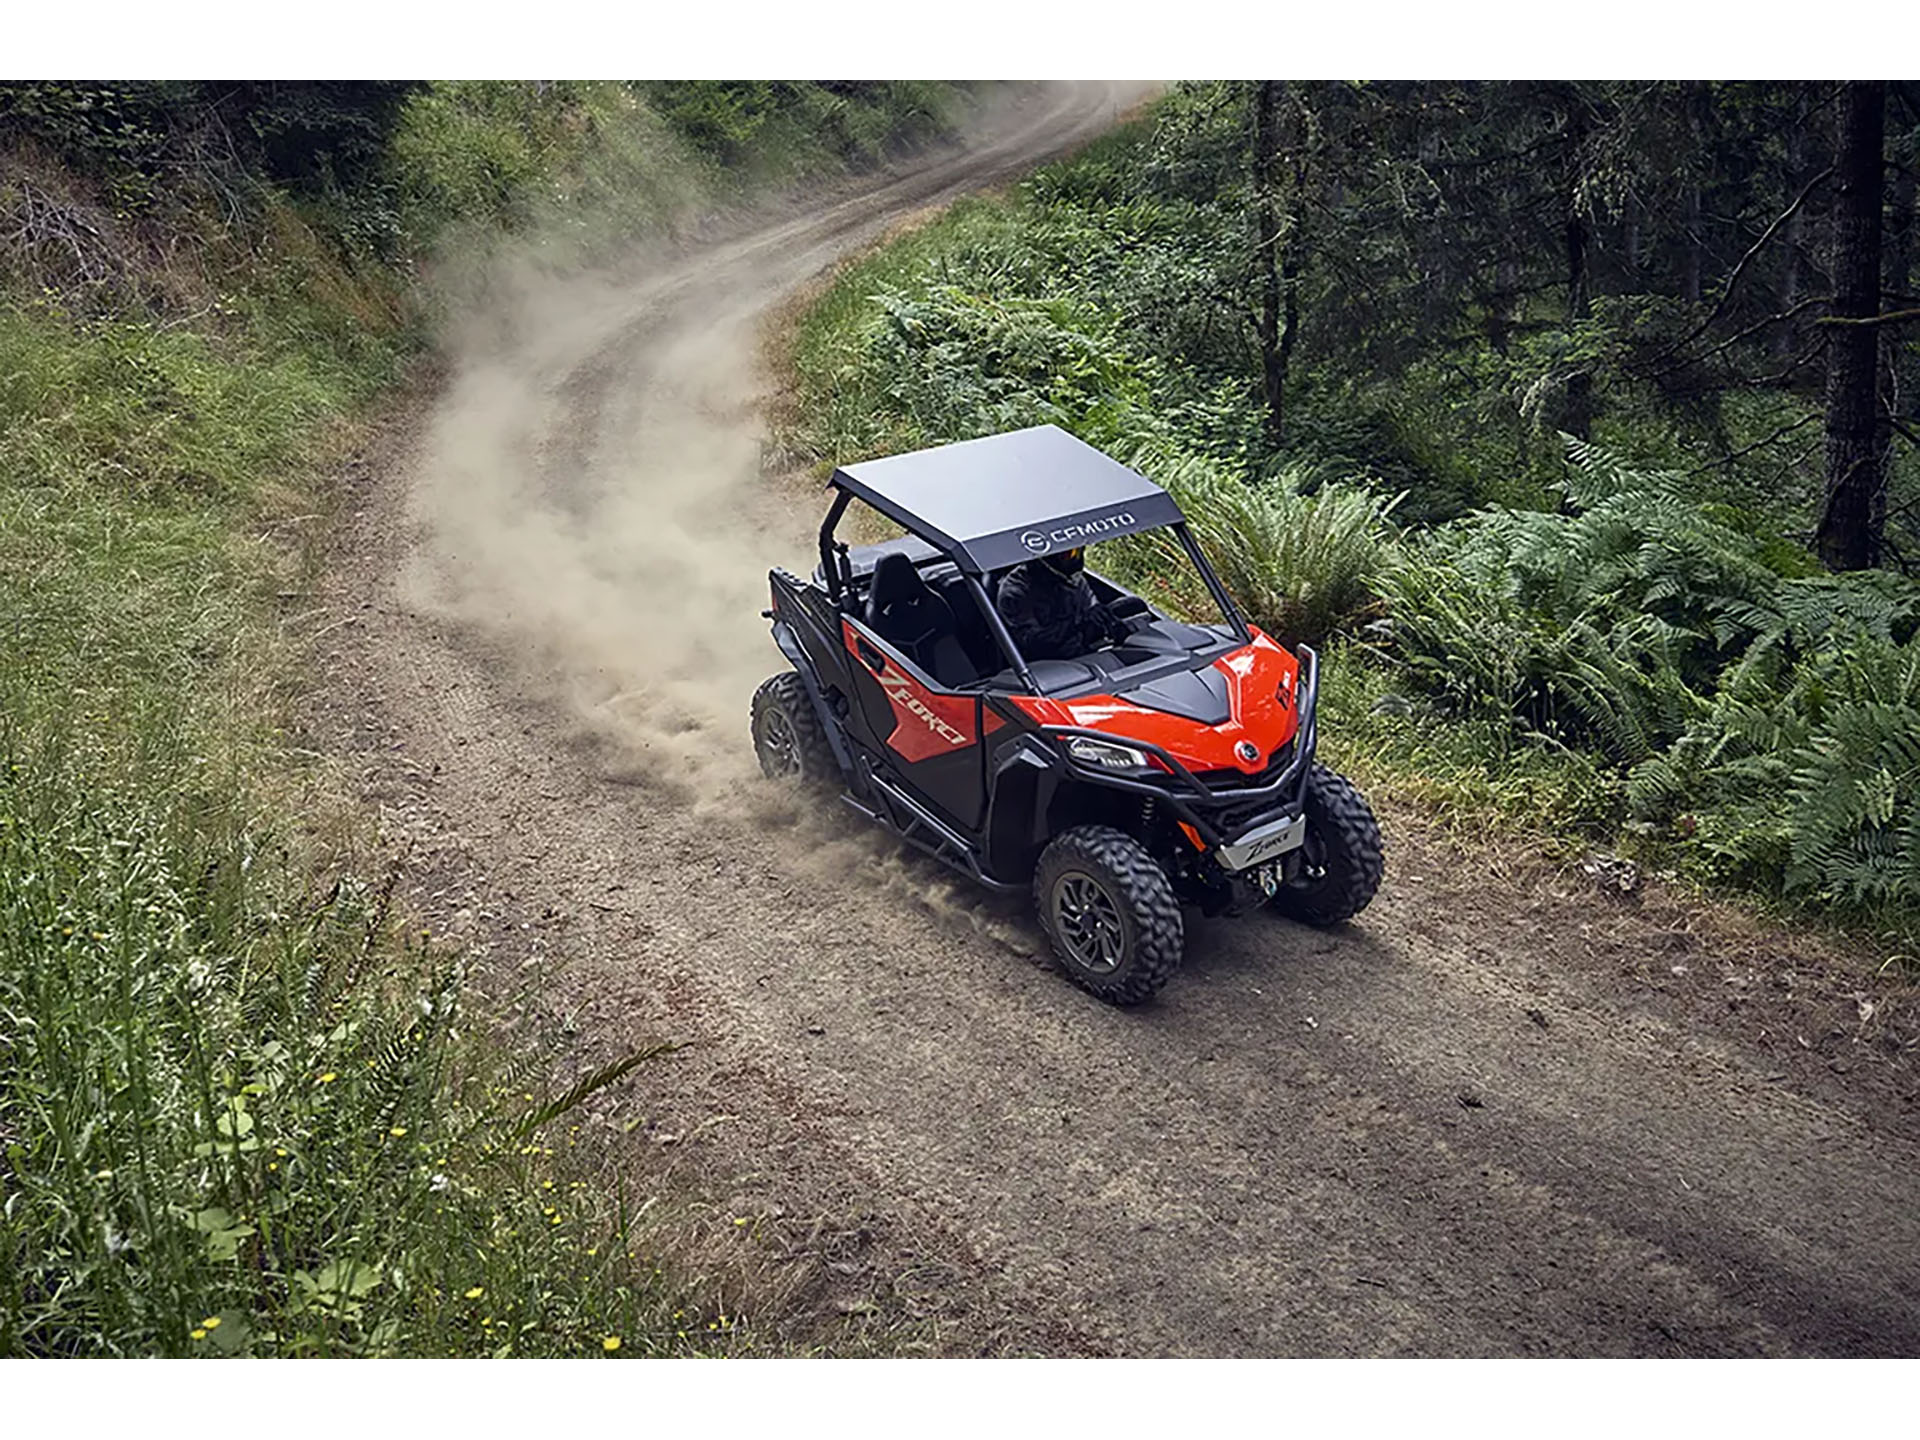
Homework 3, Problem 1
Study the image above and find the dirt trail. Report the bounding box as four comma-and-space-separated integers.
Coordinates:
309, 83, 1920, 1356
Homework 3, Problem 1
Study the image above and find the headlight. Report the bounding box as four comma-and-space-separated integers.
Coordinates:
1065, 736, 1154, 771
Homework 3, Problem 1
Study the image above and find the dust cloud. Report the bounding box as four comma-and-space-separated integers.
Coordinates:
398, 84, 1153, 830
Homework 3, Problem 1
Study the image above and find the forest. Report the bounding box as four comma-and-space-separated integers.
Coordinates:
787, 80, 1920, 947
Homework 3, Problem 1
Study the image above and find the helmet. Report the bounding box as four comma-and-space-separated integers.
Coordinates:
1044, 546, 1085, 576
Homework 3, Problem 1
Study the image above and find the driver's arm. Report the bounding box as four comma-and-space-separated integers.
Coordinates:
1077, 580, 1128, 645
998, 568, 1042, 650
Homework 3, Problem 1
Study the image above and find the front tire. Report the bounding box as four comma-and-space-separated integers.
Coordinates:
1034, 825, 1184, 1006
751, 672, 838, 783
1272, 763, 1384, 926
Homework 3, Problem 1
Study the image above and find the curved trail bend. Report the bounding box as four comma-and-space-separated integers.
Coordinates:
314, 83, 1920, 1356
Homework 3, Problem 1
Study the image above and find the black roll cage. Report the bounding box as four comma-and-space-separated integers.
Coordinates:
817, 486, 1252, 700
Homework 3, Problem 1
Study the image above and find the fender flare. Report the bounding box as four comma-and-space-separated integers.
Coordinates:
770, 620, 854, 780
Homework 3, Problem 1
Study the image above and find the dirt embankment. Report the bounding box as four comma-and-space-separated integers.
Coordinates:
304, 82, 1920, 1356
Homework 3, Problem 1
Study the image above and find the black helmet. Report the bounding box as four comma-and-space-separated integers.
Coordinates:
1044, 546, 1085, 576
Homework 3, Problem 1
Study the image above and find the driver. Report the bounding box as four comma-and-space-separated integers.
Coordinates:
997, 547, 1128, 662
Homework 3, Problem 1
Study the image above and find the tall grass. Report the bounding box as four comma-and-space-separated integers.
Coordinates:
2, 79, 990, 1357
0, 707, 711, 1357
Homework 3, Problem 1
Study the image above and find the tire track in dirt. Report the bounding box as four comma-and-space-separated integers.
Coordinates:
310, 82, 1920, 1356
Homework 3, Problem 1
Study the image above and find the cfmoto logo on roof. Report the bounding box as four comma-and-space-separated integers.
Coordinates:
1019, 511, 1137, 555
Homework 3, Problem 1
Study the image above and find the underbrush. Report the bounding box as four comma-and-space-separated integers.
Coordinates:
0, 711, 729, 1356
0, 311, 740, 1356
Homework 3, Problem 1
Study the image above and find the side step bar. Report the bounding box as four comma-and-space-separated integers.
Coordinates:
842, 759, 1020, 894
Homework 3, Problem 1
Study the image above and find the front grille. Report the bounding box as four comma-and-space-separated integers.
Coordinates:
1192, 738, 1295, 792
1187, 739, 1300, 832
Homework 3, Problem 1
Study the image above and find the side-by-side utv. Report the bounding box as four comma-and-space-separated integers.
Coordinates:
753, 424, 1383, 1005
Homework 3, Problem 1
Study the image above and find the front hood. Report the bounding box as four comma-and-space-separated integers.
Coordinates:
1009, 628, 1302, 776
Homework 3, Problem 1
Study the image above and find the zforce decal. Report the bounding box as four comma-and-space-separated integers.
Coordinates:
843, 621, 978, 763
877, 671, 970, 752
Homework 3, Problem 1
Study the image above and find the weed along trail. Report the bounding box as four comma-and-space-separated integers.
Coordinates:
316, 84, 1920, 1357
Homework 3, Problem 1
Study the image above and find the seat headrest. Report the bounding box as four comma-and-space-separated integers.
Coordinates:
869, 551, 931, 610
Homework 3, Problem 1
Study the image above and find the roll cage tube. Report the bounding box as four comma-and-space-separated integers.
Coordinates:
819, 484, 1041, 691
965, 573, 1039, 693
1174, 521, 1252, 644
818, 488, 854, 604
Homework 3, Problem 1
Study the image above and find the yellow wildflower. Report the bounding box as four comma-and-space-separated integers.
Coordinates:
319, 1072, 337, 1084
190, 1329, 207, 1341
390, 1126, 408, 1138
202, 1316, 221, 1330
602, 1336, 621, 1352
465, 1287, 484, 1300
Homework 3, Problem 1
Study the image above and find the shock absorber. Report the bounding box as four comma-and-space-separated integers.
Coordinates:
1139, 796, 1158, 837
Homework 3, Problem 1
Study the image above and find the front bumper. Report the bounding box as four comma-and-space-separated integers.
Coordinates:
1215, 811, 1308, 871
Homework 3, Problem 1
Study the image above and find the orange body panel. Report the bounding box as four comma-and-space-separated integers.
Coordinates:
1007, 628, 1301, 775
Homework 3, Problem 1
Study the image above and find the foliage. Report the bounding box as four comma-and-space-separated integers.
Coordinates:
382, 82, 701, 260
1374, 447, 1920, 915
640, 81, 958, 173
1117, 440, 1400, 648
0, 298, 391, 505
782, 89, 1920, 943
0, 296, 737, 1357
0, 718, 721, 1357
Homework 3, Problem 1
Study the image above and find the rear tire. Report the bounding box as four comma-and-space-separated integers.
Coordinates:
1034, 825, 1184, 1006
1272, 763, 1384, 926
751, 672, 838, 783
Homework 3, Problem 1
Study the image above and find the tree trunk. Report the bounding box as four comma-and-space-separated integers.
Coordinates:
1817, 81, 1888, 572
1777, 120, 1808, 360
1253, 81, 1286, 449
1564, 98, 1594, 441
1887, 137, 1915, 437
1683, 82, 1707, 305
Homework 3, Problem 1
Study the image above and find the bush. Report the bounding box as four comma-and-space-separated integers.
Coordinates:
1374, 445, 1920, 917
1117, 439, 1399, 648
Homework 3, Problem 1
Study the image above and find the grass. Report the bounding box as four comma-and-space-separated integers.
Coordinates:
0, 301, 753, 1355
0, 714, 732, 1356
1315, 646, 1625, 850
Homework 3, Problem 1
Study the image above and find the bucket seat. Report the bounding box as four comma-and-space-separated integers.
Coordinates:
865, 552, 974, 685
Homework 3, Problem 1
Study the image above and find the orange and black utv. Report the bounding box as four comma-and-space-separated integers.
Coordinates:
755, 425, 1383, 1005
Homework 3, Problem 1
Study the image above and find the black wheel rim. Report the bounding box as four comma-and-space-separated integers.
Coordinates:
1051, 872, 1125, 975
760, 708, 800, 776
